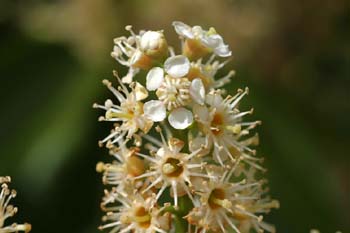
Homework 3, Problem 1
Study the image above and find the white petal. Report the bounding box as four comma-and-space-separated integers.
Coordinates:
135, 82, 148, 101
144, 100, 166, 122
168, 107, 193, 129
206, 92, 223, 106
190, 78, 205, 105
164, 55, 190, 78
193, 104, 209, 122
201, 34, 224, 48
146, 67, 164, 91
172, 21, 194, 39
192, 26, 204, 37
214, 45, 232, 57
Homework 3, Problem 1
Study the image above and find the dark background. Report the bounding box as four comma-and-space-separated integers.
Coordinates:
0, 0, 349, 232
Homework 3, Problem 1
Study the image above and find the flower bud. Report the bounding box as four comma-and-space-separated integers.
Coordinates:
140, 31, 168, 60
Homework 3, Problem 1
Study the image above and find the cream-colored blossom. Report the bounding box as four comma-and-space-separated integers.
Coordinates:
111, 26, 168, 83
0, 177, 31, 233
96, 139, 146, 196
192, 88, 262, 169
173, 21, 231, 60
187, 58, 236, 90
135, 128, 208, 207
145, 55, 198, 129
186, 165, 277, 233
99, 189, 170, 233
93, 74, 153, 143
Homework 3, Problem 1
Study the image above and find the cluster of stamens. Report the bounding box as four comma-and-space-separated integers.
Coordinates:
0, 176, 31, 233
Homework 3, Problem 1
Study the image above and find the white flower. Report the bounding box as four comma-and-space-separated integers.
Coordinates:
111, 26, 168, 83
99, 191, 170, 233
187, 58, 236, 90
155, 75, 191, 111
134, 129, 209, 207
146, 55, 190, 92
93, 76, 153, 143
96, 139, 146, 196
186, 165, 277, 233
192, 88, 262, 168
173, 21, 232, 58
234, 167, 280, 233
0, 176, 31, 233
145, 55, 199, 129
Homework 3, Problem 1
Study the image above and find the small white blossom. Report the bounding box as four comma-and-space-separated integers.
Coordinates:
173, 21, 232, 58
0, 177, 31, 233
111, 26, 168, 83
186, 165, 278, 233
145, 55, 196, 129
146, 55, 190, 91
93, 75, 153, 143
192, 88, 262, 168
96, 139, 146, 196
99, 190, 170, 233
187, 57, 236, 90
134, 129, 208, 207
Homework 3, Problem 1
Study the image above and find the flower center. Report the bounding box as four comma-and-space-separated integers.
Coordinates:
105, 102, 143, 120
156, 76, 190, 110
162, 158, 184, 178
208, 188, 232, 210
211, 112, 224, 135
134, 207, 151, 228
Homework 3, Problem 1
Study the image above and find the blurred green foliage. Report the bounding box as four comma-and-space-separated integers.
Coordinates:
0, 0, 349, 232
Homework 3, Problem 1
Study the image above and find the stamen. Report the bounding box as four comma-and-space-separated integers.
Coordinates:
125, 25, 140, 48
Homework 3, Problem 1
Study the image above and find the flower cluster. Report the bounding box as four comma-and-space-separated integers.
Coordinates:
95, 21, 279, 233
0, 176, 31, 233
